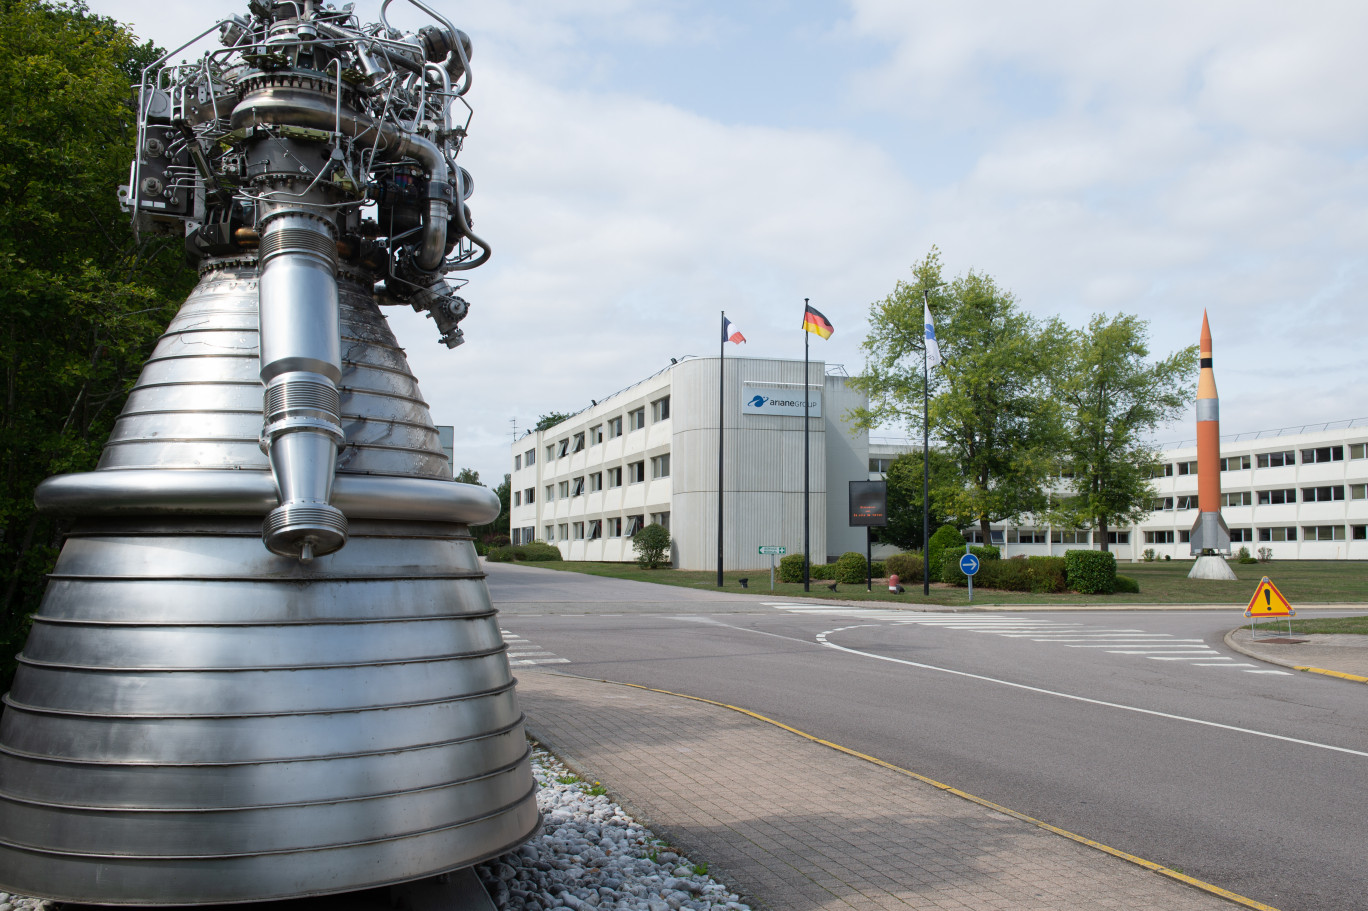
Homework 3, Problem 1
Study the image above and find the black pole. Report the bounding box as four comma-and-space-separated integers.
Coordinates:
866, 527, 872, 592
922, 289, 931, 598
717, 310, 724, 587
803, 300, 811, 593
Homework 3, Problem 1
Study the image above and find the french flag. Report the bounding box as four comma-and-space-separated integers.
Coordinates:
723, 317, 746, 345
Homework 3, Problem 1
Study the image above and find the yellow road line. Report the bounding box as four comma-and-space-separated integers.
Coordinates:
555, 673, 1281, 911
1293, 665, 1368, 684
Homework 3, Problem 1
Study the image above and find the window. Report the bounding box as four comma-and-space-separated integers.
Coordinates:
626, 514, 645, 536
1146, 530, 1175, 544
523, 526, 534, 543
1007, 529, 1047, 544
1106, 531, 1129, 545
1175, 495, 1198, 510
1151, 497, 1173, 511
525, 488, 535, 504
588, 519, 602, 540
513, 491, 521, 507
628, 461, 645, 483
545, 484, 555, 502
1222, 491, 1252, 507
590, 425, 603, 445
869, 457, 894, 473
572, 522, 585, 540
1051, 530, 1090, 544
589, 472, 603, 492
1220, 455, 1250, 471
607, 466, 623, 488
1301, 486, 1344, 503
572, 476, 585, 496
1301, 446, 1344, 464
558, 523, 569, 541
1176, 461, 1199, 475
1178, 530, 1191, 543
628, 408, 646, 431
546, 445, 556, 461
1230, 527, 1254, 543
1303, 525, 1346, 542
544, 525, 555, 542
965, 530, 1006, 545
1256, 450, 1294, 468
573, 432, 585, 453
557, 439, 569, 458
1258, 527, 1296, 542
607, 417, 623, 438
1354, 525, 1367, 540
510, 528, 521, 545
514, 455, 521, 471
526, 449, 536, 465
1151, 463, 1174, 478
650, 511, 670, 531
651, 396, 671, 422
1351, 443, 1367, 460
607, 517, 623, 537
558, 481, 569, 498
1257, 488, 1295, 505
651, 454, 671, 478
1351, 484, 1367, 501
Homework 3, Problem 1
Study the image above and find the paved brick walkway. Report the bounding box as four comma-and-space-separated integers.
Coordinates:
516, 671, 1243, 911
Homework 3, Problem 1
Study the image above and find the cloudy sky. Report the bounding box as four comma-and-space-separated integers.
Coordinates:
95, 0, 1368, 483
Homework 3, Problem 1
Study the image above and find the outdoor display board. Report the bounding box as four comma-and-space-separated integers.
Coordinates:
849, 480, 888, 527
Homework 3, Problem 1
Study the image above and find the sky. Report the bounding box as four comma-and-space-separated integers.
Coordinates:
94, 0, 1368, 484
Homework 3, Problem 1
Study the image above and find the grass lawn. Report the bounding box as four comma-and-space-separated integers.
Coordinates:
520, 558, 1368, 607
1251, 615, 1368, 634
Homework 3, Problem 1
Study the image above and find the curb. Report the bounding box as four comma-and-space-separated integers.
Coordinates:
1222, 629, 1368, 684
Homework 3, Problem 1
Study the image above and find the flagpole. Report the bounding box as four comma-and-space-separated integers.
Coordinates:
718, 310, 725, 587
803, 299, 811, 593
922, 289, 931, 597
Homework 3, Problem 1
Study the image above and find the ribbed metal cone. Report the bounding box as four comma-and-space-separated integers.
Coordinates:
0, 261, 538, 904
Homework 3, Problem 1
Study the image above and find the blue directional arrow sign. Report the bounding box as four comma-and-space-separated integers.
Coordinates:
959, 553, 981, 576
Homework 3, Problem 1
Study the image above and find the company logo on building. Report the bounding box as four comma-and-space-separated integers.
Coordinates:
742, 383, 822, 417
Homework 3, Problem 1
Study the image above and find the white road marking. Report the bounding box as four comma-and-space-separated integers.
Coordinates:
816, 629, 1368, 758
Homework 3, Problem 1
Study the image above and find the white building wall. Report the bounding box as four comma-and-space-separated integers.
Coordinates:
825, 374, 871, 560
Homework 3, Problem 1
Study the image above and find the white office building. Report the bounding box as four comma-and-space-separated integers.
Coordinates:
508, 356, 869, 570
871, 420, 1368, 561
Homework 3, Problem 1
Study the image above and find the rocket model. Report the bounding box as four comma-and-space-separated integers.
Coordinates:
1189, 311, 1231, 555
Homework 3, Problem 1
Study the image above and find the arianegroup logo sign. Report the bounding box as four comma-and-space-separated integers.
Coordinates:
742, 383, 822, 417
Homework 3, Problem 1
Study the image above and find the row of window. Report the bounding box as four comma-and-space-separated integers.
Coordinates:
533, 511, 671, 543
1150, 485, 1365, 511
530, 397, 672, 466
529, 456, 671, 503
967, 529, 1130, 545
514, 448, 537, 471
1150, 444, 1367, 477
1145, 526, 1366, 543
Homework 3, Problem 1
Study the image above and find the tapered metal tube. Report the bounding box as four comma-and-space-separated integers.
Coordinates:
257, 211, 347, 559
1189, 310, 1231, 557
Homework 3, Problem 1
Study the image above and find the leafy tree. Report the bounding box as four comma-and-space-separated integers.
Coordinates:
852, 249, 1059, 543
631, 523, 671, 569
1049, 313, 1198, 551
454, 467, 482, 485
479, 473, 511, 537
876, 450, 962, 550
0, 1, 193, 688
535, 412, 573, 432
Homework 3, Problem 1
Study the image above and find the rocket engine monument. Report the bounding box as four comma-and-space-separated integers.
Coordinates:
0, 1, 538, 903
1188, 310, 1237, 580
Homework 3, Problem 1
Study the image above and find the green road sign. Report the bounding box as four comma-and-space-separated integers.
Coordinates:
758, 545, 787, 555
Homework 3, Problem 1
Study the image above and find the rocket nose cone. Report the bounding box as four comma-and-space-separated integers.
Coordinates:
1200, 310, 1212, 352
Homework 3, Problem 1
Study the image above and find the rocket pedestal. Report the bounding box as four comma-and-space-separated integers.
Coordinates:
1189, 311, 1237, 581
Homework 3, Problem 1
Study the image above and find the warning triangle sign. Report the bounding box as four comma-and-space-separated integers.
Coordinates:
1244, 576, 1294, 618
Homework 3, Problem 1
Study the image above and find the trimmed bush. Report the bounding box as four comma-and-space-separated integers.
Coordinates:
485, 546, 514, 562
1026, 556, 1067, 593
631, 523, 672, 569
1114, 574, 1140, 594
884, 552, 924, 583
835, 551, 869, 584
969, 544, 1000, 562
779, 553, 806, 583
927, 525, 965, 579
1065, 549, 1117, 594
520, 542, 562, 561
871, 561, 885, 578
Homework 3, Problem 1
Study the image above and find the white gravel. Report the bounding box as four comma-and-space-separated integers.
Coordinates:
0, 893, 55, 911
476, 746, 753, 911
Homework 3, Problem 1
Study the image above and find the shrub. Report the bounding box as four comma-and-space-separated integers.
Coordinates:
485, 546, 514, 562
927, 525, 965, 579
810, 562, 836, 580
969, 544, 1000, 562
1142, 548, 1156, 562
1026, 556, 1067, 593
520, 542, 562, 561
1235, 545, 1258, 565
1065, 550, 1117, 594
486, 534, 511, 548
884, 552, 923, 583
632, 523, 672, 569
1114, 574, 1140, 594
871, 561, 885, 578
1257, 547, 1273, 562
835, 551, 870, 584
779, 553, 806, 583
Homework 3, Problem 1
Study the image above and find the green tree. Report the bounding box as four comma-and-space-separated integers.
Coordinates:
852, 249, 1059, 543
484, 473, 511, 537
631, 523, 672, 569
0, 1, 193, 687
454, 467, 482, 485
876, 450, 962, 550
1050, 313, 1198, 551
535, 412, 573, 432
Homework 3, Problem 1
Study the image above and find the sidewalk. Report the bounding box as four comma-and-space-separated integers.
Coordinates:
1225, 627, 1368, 680
516, 672, 1245, 911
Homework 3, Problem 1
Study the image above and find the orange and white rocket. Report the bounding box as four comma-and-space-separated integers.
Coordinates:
1189, 311, 1231, 555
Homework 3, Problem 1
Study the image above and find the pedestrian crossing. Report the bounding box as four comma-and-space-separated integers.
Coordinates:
761, 605, 1292, 677
500, 629, 570, 668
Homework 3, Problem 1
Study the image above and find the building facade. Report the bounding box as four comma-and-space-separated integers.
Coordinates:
869, 421, 1368, 561
509, 356, 869, 569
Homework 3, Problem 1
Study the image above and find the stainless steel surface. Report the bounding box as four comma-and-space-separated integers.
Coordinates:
4, 0, 533, 886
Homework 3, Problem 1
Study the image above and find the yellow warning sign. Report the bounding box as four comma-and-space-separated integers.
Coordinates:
1244, 576, 1294, 618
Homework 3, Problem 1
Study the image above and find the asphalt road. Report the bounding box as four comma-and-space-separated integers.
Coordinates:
486, 562, 1368, 911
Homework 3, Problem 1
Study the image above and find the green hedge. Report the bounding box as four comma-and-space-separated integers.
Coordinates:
940, 555, 1068, 593
1114, 574, 1140, 594
926, 525, 964, 579
778, 553, 806, 583
884, 552, 923, 583
486, 542, 563, 563
1065, 549, 1116, 594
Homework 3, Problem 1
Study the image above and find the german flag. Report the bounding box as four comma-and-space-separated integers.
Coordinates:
801, 303, 834, 339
